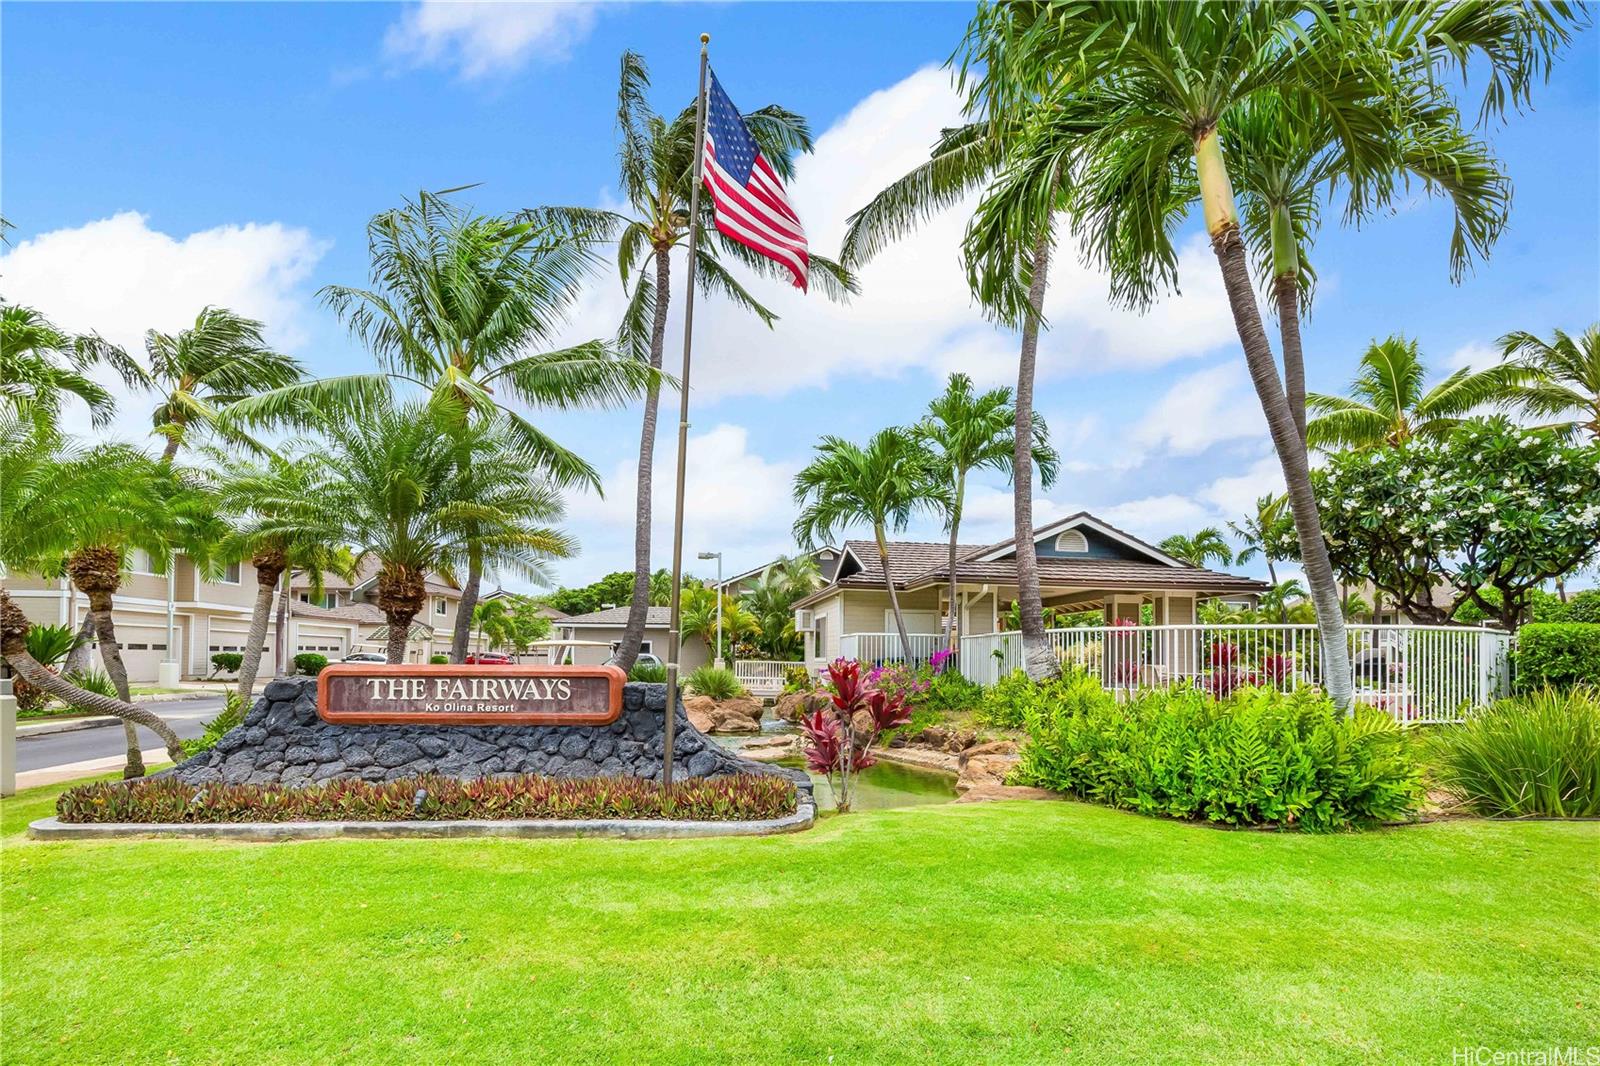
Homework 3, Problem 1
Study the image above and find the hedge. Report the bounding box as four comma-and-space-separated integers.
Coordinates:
1515, 623, 1600, 690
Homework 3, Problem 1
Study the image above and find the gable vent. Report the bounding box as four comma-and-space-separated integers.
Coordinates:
1054, 529, 1088, 553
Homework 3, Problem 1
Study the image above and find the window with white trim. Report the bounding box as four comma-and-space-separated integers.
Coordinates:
434, 597, 449, 616
126, 548, 157, 574
1054, 529, 1088, 553
216, 562, 242, 585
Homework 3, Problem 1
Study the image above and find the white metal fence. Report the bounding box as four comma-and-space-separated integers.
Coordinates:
940, 624, 1511, 722
839, 632, 946, 669
733, 659, 800, 697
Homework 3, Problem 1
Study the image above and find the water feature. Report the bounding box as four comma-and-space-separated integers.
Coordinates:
713, 721, 958, 812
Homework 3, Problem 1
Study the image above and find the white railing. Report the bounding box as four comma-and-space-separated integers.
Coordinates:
954, 624, 1512, 723
733, 659, 801, 697
838, 632, 946, 669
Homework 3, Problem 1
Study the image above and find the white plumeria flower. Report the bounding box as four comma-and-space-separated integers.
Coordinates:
1489, 520, 1504, 532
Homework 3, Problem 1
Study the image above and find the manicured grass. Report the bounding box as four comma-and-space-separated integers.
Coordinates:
2, 782, 1595, 1064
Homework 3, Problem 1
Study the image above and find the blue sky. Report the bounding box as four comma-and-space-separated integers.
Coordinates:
5, 2, 1598, 591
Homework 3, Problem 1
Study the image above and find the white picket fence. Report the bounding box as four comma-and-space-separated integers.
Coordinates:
940, 624, 1511, 722
732, 659, 801, 697
838, 632, 946, 669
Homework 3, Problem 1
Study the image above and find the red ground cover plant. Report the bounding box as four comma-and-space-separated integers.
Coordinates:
56, 773, 797, 824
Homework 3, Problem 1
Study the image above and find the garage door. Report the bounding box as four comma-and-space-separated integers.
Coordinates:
111, 623, 174, 685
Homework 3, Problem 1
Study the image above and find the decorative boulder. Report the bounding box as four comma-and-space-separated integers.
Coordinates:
955, 740, 1021, 794
682, 695, 763, 734
774, 689, 830, 723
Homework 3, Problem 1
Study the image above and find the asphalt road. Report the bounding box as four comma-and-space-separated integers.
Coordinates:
16, 697, 224, 772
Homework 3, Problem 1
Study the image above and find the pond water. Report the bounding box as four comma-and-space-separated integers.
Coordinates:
712, 726, 958, 812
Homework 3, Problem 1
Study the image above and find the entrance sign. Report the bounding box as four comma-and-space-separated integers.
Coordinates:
317, 664, 625, 726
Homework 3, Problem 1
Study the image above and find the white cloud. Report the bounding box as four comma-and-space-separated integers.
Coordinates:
0, 211, 329, 440
1134, 361, 1267, 455
1446, 340, 1500, 373
552, 423, 803, 586
1195, 453, 1285, 521
1094, 494, 1214, 541
383, 1, 598, 80
559, 66, 1239, 402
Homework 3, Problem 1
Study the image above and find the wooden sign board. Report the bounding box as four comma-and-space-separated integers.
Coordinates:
316, 664, 625, 726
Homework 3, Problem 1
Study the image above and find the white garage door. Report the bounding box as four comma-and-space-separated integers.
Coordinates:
111, 624, 172, 685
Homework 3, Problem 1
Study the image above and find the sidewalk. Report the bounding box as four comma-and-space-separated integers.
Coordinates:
17, 680, 259, 738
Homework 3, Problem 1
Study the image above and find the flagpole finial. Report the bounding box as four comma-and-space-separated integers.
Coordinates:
700, 32, 710, 45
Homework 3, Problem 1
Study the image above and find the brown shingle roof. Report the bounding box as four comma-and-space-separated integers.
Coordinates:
290, 602, 384, 624
560, 606, 674, 627
835, 540, 986, 587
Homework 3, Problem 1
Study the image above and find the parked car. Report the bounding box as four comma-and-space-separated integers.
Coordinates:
341, 651, 387, 664
464, 651, 513, 665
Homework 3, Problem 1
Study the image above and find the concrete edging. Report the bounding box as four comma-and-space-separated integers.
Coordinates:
27, 800, 815, 842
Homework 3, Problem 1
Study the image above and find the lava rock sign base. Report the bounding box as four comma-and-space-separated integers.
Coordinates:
166, 677, 802, 790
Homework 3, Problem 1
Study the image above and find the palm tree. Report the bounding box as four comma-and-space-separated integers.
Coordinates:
207, 449, 349, 701
793, 429, 950, 662
679, 584, 757, 662
843, 113, 1079, 681
913, 372, 1059, 650
1223, 85, 1511, 440
227, 190, 654, 665
1230, 494, 1294, 587
1498, 324, 1600, 439
298, 401, 575, 663
739, 555, 823, 660
955, 1, 1576, 708
1, 423, 210, 775
472, 597, 511, 655
0, 304, 123, 433
1259, 578, 1309, 625
556, 51, 856, 672
0, 417, 187, 761
1306, 336, 1525, 450
1158, 528, 1236, 570
110, 307, 303, 460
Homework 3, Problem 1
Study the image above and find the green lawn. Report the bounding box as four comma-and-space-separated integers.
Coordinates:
2, 781, 1595, 1065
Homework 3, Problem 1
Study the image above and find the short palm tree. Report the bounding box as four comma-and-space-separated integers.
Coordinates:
113, 307, 304, 460
0, 304, 122, 433
1259, 578, 1309, 625
1159, 528, 1235, 570
296, 401, 575, 663
792, 428, 950, 662
560, 51, 856, 672
471, 598, 511, 654
739, 555, 823, 659
679, 584, 757, 662
914, 372, 1059, 650
1, 422, 209, 775
206, 449, 350, 701
1229, 494, 1294, 587
1498, 324, 1600, 439
229, 190, 651, 664
1307, 335, 1525, 450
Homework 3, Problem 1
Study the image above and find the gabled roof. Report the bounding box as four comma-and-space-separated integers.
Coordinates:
717, 545, 840, 590
831, 540, 986, 590
971, 511, 1186, 568
290, 601, 384, 625
560, 605, 674, 627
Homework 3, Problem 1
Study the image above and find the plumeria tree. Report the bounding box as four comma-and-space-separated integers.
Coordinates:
1279, 418, 1600, 630
799, 658, 912, 813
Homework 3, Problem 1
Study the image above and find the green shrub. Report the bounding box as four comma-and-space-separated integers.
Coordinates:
210, 652, 244, 674
180, 692, 247, 759
1560, 589, 1600, 625
976, 669, 1076, 730
1423, 687, 1600, 817
1514, 623, 1600, 690
293, 652, 328, 676
14, 623, 84, 712
684, 665, 743, 700
1015, 677, 1423, 831
429, 653, 449, 665
56, 772, 797, 824
61, 668, 118, 713
781, 664, 813, 693
921, 669, 984, 715
628, 660, 668, 683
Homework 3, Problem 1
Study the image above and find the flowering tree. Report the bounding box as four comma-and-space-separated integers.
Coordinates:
1281, 419, 1600, 629
799, 659, 911, 813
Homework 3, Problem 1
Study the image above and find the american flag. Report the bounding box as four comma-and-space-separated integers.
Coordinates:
701, 70, 809, 291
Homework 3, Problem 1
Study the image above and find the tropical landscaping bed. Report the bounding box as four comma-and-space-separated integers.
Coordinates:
2, 774, 1595, 1065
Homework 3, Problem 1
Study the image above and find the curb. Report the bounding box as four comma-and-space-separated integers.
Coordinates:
27, 801, 816, 842
17, 716, 121, 738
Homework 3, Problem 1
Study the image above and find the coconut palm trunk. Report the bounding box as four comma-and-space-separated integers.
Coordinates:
875, 527, 915, 663
274, 570, 290, 676
62, 611, 96, 676
378, 569, 426, 665
68, 547, 143, 777
1275, 278, 1308, 443
450, 548, 482, 663
1015, 230, 1059, 681
1202, 137, 1352, 708
236, 547, 285, 702
615, 248, 674, 671
1, 592, 185, 761
946, 470, 966, 653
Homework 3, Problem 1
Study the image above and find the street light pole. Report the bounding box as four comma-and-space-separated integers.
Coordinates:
698, 550, 723, 669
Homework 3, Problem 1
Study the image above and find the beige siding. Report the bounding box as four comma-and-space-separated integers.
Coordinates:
840, 587, 941, 634
807, 593, 844, 662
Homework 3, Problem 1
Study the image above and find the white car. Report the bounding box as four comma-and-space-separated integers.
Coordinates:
341, 651, 387, 664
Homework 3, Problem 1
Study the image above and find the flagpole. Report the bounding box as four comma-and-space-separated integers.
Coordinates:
662, 32, 711, 790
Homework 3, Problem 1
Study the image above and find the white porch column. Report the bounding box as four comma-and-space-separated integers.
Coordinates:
1, 677, 15, 797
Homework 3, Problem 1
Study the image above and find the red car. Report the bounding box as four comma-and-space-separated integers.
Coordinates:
464, 652, 513, 665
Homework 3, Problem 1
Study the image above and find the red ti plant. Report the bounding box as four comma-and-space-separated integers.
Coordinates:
800, 658, 911, 812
